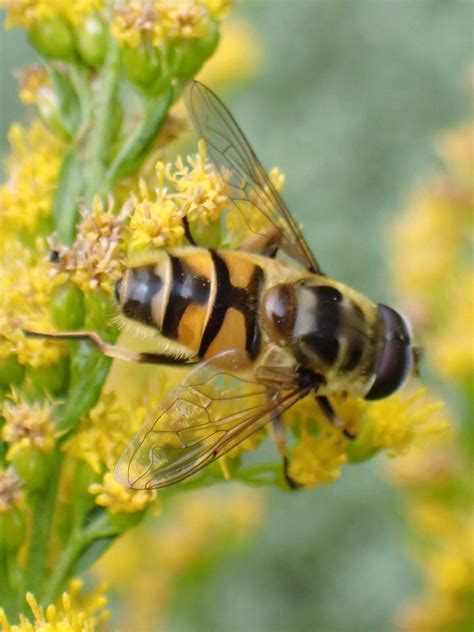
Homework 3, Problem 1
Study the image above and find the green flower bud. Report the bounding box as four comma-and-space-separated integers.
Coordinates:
26, 355, 69, 397
0, 356, 24, 388
74, 14, 107, 68
11, 448, 50, 492
0, 507, 25, 552
28, 18, 76, 61
122, 44, 161, 89
51, 282, 85, 330
173, 20, 220, 80
84, 291, 116, 337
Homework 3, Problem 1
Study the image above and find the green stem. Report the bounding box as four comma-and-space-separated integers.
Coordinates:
43, 512, 120, 603
84, 38, 121, 204
22, 453, 62, 599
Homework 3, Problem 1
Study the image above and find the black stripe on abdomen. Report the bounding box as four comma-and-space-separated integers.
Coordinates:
198, 251, 263, 359
162, 255, 210, 340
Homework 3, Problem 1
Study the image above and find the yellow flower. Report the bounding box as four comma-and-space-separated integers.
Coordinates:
0, 240, 64, 368
111, 0, 230, 49
129, 180, 185, 250
430, 269, 474, 380
51, 196, 129, 293
288, 425, 348, 488
0, 580, 109, 632
2, 391, 56, 460
0, 121, 64, 239
89, 472, 156, 514
0, 0, 104, 29
0, 467, 24, 513
358, 389, 448, 456
173, 139, 230, 225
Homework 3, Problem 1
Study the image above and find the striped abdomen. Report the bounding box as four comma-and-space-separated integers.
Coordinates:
116, 249, 264, 361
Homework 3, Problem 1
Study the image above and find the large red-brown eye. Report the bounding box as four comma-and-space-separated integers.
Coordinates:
365, 304, 413, 400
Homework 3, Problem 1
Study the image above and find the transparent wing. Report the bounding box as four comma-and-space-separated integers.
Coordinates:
183, 80, 322, 274
115, 351, 307, 489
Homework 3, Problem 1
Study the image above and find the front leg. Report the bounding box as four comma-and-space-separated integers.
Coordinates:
315, 395, 355, 439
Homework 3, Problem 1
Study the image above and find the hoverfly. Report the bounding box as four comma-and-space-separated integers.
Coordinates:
27, 81, 415, 489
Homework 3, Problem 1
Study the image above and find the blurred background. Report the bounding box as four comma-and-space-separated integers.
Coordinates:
1, 1, 472, 630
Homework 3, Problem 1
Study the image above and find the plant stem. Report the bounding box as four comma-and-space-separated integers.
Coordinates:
43, 512, 120, 603
22, 453, 62, 600
84, 38, 121, 205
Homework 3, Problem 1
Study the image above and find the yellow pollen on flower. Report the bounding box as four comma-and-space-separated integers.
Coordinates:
0, 0, 104, 29
0, 581, 109, 631
129, 185, 185, 250
288, 426, 348, 488
363, 389, 449, 456
51, 196, 129, 293
89, 472, 157, 514
111, 0, 230, 48
0, 467, 24, 513
0, 240, 64, 368
0, 121, 64, 239
173, 139, 230, 225
2, 391, 56, 460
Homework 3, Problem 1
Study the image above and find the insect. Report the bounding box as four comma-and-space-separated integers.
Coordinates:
26, 81, 415, 489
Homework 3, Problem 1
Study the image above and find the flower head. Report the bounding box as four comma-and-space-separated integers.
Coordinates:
51, 196, 129, 293
0, 0, 104, 29
0, 121, 63, 239
2, 391, 56, 460
0, 580, 109, 631
89, 472, 156, 514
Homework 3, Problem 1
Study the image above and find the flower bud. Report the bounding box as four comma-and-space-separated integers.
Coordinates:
28, 18, 76, 61
173, 21, 220, 79
0, 356, 24, 389
84, 291, 115, 335
74, 15, 107, 68
11, 448, 50, 492
26, 356, 69, 397
51, 282, 85, 330
122, 44, 162, 90
0, 507, 25, 552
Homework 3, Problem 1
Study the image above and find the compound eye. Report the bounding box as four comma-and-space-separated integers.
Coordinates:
365, 305, 413, 400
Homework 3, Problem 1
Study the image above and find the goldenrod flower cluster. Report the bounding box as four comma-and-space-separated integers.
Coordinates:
389, 111, 473, 631
0, 580, 109, 632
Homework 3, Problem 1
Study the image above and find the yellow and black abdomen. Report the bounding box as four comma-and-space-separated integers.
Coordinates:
116, 249, 264, 361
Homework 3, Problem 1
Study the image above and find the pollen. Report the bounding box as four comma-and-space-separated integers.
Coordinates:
288, 426, 348, 488
0, 581, 109, 631
89, 472, 157, 514
0, 0, 104, 29
0, 120, 64, 238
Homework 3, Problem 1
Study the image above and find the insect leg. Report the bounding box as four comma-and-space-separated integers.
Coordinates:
238, 226, 282, 258
315, 395, 355, 439
269, 395, 300, 490
23, 329, 197, 365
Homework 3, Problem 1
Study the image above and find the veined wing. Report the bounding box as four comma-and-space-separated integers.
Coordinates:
115, 351, 308, 489
183, 80, 322, 274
